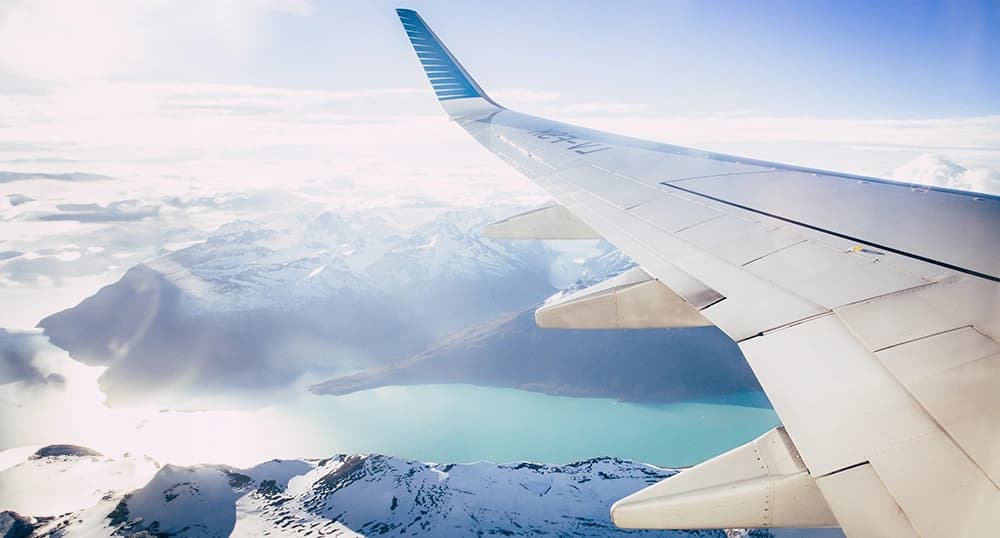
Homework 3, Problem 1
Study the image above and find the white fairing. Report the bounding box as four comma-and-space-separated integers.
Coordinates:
395, 8, 1000, 537
611, 427, 837, 529
535, 267, 713, 329
482, 204, 600, 240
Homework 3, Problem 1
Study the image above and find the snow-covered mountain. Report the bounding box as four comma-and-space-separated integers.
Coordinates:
0, 445, 159, 517
33, 206, 767, 409
37, 208, 566, 407
312, 308, 760, 403
38, 204, 713, 406
0, 445, 840, 538
146, 209, 556, 314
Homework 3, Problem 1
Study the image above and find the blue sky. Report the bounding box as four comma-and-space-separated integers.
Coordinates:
94, 0, 1000, 118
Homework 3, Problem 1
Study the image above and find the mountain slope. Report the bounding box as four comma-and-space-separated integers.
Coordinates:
1, 445, 844, 538
312, 308, 761, 403
0, 446, 158, 517
37, 206, 762, 408
37, 210, 556, 407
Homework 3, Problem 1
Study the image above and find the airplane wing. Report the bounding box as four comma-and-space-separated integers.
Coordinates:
395, 8, 1000, 537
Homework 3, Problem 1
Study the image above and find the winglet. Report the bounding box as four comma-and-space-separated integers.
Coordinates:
395, 8, 502, 115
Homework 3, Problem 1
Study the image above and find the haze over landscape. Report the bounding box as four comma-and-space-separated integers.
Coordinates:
1, 1, 997, 536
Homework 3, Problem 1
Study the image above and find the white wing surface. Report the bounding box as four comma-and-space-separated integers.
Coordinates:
396, 9, 1000, 536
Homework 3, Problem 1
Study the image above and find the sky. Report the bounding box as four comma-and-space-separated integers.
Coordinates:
0, 0, 998, 465
2, 1, 999, 115
0, 0, 997, 177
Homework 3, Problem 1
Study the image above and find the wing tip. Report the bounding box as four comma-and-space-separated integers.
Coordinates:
394, 7, 502, 110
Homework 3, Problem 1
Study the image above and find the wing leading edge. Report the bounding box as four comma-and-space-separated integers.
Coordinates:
395, 9, 1000, 537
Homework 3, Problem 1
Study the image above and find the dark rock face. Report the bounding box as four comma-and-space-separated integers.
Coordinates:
0, 511, 38, 538
312, 308, 762, 404
31, 445, 103, 459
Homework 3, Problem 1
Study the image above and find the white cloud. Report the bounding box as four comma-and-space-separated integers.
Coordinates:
2, 79, 999, 333
956, 168, 1000, 194
893, 153, 1000, 195
892, 153, 967, 185
0, 1, 142, 83
0, 81, 551, 329
0, 0, 311, 85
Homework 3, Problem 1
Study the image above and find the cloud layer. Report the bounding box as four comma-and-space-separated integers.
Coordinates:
0, 0, 310, 87
0, 329, 65, 387
2, 80, 998, 332
893, 153, 1000, 194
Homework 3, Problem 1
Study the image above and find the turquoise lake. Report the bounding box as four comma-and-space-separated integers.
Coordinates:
290, 384, 780, 468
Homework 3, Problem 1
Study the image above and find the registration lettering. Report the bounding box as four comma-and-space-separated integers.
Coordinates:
527, 128, 612, 155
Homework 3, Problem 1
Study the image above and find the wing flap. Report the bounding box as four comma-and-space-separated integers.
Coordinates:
743, 314, 1000, 535
536, 267, 715, 329
741, 314, 943, 475
869, 429, 1000, 536
877, 326, 1000, 486
816, 464, 919, 537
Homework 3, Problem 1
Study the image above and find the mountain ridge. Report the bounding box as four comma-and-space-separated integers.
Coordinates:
36, 208, 760, 408
0, 445, 842, 537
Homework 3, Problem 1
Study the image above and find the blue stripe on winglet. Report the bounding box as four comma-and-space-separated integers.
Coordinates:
396, 8, 489, 102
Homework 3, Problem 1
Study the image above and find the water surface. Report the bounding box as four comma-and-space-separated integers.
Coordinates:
290, 384, 780, 467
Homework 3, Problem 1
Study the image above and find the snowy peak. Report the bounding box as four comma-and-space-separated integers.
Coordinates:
106, 464, 258, 538
30, 445, 102, 459
144, 207, 555, 312
240, 454, 681, 537
0, 446, 159, 517
36, 207, 571, 406
15, 452, 315, 538
1, 510, 44, 538
0, 447, 839, 537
